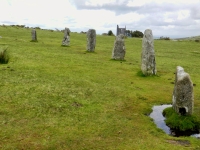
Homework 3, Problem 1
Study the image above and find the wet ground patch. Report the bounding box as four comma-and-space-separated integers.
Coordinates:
150, 105, 200, 138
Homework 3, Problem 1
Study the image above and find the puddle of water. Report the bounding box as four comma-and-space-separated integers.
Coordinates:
150, 104, 172, 134
150, 104, 200, 138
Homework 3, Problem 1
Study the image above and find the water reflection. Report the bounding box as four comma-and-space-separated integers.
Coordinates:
150, 105, 171, 134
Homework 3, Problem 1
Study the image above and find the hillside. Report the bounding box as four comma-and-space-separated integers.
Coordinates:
174, 35, 200, 41
0, 25, 200, 149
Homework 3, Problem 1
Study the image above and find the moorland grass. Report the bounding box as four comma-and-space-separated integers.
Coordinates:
0, 25, 200, 149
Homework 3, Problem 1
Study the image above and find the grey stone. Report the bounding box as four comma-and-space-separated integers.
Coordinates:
31, 29, 37, 41
112, 34, 125, 60
172, 66, 194, 115
87, 29, 96, 52
62, 27, 70, 46
141, 29, 156, 75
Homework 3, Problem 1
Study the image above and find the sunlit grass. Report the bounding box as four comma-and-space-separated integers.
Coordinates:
0, 25, 200, 149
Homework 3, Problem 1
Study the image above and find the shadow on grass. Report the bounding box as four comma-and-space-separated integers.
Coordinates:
83, 51, 97, 54
136, 70, 147, 77
61, 45, 70, 47
30, 40, 38, 42
136, 70, 160, 78
109, 59, 126, 62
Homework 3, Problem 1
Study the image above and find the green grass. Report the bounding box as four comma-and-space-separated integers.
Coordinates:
163, 107, 200, 131
0, 25, 200, 149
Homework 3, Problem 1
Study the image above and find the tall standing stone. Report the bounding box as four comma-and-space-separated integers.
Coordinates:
87, 29, 96, 52
31, 29, 37, 41
62, 27, 70, 46
112, 34, 125, 60
172, 66, 194, 115
141, 29, 156, 75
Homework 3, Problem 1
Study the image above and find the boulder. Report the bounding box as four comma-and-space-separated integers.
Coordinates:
87, 29, 96, 52
141, 29, 156, 75
62, 27, 70, 46
31, 29, 37, 41
172, 66, 194, 115
112, 34, 125, 60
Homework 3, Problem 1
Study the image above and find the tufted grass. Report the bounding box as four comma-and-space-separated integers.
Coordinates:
0, 25, 200, 149
0, 47, 9, 64
163, 107, 200, 131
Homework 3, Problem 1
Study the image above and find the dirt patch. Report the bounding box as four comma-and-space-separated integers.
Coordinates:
167, 139, 190, 146
71, 102, 82, 108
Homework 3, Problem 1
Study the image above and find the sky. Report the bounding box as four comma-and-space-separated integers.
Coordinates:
0, 0, 200, 38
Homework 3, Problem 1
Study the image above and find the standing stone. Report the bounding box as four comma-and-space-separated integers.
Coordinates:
87, 29, 96, 52
62, 27, 70, 46
172, 66, 194, 115
141, 29, 156, 75
112, 34, 125, 60
31, 29, 37, 41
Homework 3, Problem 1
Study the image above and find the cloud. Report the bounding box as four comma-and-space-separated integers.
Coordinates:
0, 0, 200, 37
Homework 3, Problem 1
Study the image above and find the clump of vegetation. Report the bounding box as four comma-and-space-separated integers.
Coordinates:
163, 107, 200, 131
0, 47, 9, 64
195, 39, 199, 42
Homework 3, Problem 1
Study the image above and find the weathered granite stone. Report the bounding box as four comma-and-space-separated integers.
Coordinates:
141, 29, 156, 75
112, 34, 125, 60
172, 66, 194, 115
62, 27, 70, 46
87, 29, 96, 52
31, 29, 37, 41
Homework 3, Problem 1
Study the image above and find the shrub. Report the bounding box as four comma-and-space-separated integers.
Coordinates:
195, 39, 199, 42
0, 48, 9, 64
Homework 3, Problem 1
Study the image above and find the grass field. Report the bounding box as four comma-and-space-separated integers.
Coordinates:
0, 25, 200, 149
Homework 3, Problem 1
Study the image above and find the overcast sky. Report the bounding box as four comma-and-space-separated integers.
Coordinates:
0, 0, 200, 38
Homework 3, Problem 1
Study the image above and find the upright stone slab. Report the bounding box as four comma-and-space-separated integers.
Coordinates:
62, 27, 70, 46
112, 34, 125, 60
141, 29, 156, 75
87, 29, 96, 52
172, 66, 194, 115
31, 29, 37, 41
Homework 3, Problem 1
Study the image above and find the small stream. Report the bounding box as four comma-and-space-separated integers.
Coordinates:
150, 104, 200, 138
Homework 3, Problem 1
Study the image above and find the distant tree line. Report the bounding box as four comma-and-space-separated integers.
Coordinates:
159, 36, 170, 40
107, 30, 144, 37
126, 30, 143, 38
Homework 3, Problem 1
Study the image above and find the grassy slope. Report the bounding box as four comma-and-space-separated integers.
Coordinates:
0, 26, 200, 149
